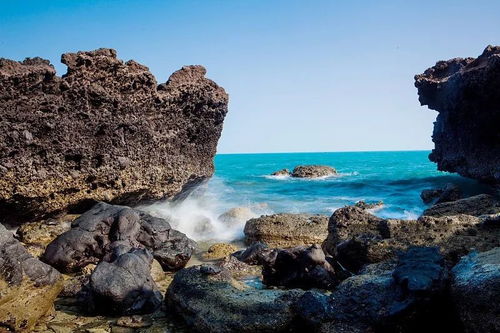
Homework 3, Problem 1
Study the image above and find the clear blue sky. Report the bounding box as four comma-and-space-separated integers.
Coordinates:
1, 0, 499, 153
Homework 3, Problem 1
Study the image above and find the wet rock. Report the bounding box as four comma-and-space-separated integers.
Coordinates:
86, 248, 162, 315
203, 243, 238, 260
423, 193, 500, 217
323, 205, 500, 271
43, 202, 196, 273
262, 244, 337, 290
291, 165, 336, 178
451, 247, 500, 332
0, 224, 64, 332
16, 215, 76, 247
320, 247, 455, 332
415, 45, 500, 183
165, 265, 305, 332
218, 207, 256, 226
232, 242, 275, 265
0, 49, 228, 225
244, 213, 328, 248
270, 169, 290, 177
354, 200, 384, 210
420, 183, 462, 204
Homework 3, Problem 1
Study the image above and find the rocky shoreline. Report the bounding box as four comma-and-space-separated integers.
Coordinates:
1, 47, 500, 332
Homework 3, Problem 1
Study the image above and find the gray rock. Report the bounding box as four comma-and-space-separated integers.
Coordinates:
291, 165, 336, 178
270, 169, 290, 177
43, 202, 196, 273
421, 183, 462, 204
0, 49, 228, 225
451, 247, 500, 332
86, 248, 162, 315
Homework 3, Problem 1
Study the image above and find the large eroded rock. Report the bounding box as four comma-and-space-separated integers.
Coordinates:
0, 224, 63, 332
244, 213, 328, 248
42, 202, 196, 273
415, 45, 500, 183
0, 48, 228, 224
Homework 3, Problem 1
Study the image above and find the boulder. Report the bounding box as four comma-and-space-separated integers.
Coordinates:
203, 243, 238, 260
415, 45, 500, 183
218, 207, 256, 226
0, 48, 228, 225
420, 183, 462, 204
323, 205, 500, 271
15, 215, 75, 248
291, 165, 336, 178
244, 213, 328, 248
165, 265, 306, 332
423, 193, 500, 217
85, 248, 163, 315
0, 224, 64, 332
451, 247, 500, 332
43, 202, 196, 273
320, 247, 457, 332
232, 242, 276, 266
262, 244, 337, 290
270, 169, 290, 177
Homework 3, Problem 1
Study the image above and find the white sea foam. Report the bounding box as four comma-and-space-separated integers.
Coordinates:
263, 171, 358, 181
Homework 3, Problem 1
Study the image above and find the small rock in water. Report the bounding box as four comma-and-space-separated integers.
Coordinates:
420, 183, 462, 204
291, 165, 336, 178
270, 168, 290, 176
354, 200, 384, 210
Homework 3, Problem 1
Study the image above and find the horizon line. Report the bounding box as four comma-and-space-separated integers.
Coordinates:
216, 149, 433, 155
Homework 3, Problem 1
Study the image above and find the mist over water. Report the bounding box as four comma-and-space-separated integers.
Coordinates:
142, 151, 489, 242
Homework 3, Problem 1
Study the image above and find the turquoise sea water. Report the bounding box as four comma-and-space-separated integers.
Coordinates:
144, 151, 489, 242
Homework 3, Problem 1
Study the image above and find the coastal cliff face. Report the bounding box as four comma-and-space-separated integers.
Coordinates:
415, 45, 500, 183
0, 49, 228, 223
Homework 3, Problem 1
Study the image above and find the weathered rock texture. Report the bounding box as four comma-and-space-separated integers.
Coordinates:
43, 202, 196, 273
415, 45, 500, 183
244, 213, 329, 248
0, 224, 63, 332
291, 165, 336, 178
0, 48, 228, 224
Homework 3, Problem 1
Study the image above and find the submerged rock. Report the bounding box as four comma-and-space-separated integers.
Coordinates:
43, 202, 196, 273
291, 165, 336, 178
415, 45, 500, 183
218, 207, 256, 226
270, 169, 290, 177
323, 205, 500, 271
0, 48, 228, 225
420, 183, 462, 204
422, 193, 500, 217
262, 244, 337, 290
0, 224, 64, 332
451, 247, 500, 332
244, 213, 328, 248
86, 248, 162, 315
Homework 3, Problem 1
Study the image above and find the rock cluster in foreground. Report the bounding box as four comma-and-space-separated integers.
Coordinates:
415, 45, 500, 183
0, 48, 228, 224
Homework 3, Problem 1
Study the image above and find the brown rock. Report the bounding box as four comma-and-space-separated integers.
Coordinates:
422, 194, 500, 217
244, 213, 329, 248
291, 165, 336, 178
0, 49, 228, 225
203, 243, 238, 260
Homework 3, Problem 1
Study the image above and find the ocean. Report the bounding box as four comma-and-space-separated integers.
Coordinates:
142, 151, 489, 242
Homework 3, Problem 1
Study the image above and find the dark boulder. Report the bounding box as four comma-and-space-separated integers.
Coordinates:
420, 183, 462, 204
85, 248, 162, 315
415, 45, 500, 183
451, 247, 500, 332
0, 48, 228, 225
0, 224, 64, 331
262, 244, 337, 290
43, 202, 196, 273
232, 241, 276, 265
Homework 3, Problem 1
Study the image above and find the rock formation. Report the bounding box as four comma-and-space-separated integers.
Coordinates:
0, 224, 64, 332
291, 165, 336, 178
244, 213, 329, 248
415, 45, 500, 183
43, 202, 196, 273
0, 48, 228, 224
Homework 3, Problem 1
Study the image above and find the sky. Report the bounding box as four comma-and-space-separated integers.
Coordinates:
1, 0, 499, 154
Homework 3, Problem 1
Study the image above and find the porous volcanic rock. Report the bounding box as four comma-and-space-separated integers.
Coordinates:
0, 224, 64, 332
0, 48, 228, 224
422, 193, 500, 217
323, 205, 500, 271
85, 248, 163, 315
244, 213, 329, 248
451, 247, 500, 332
415, 45, 500, 183
42, 202, 196, 273
291, 165, 336, 178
